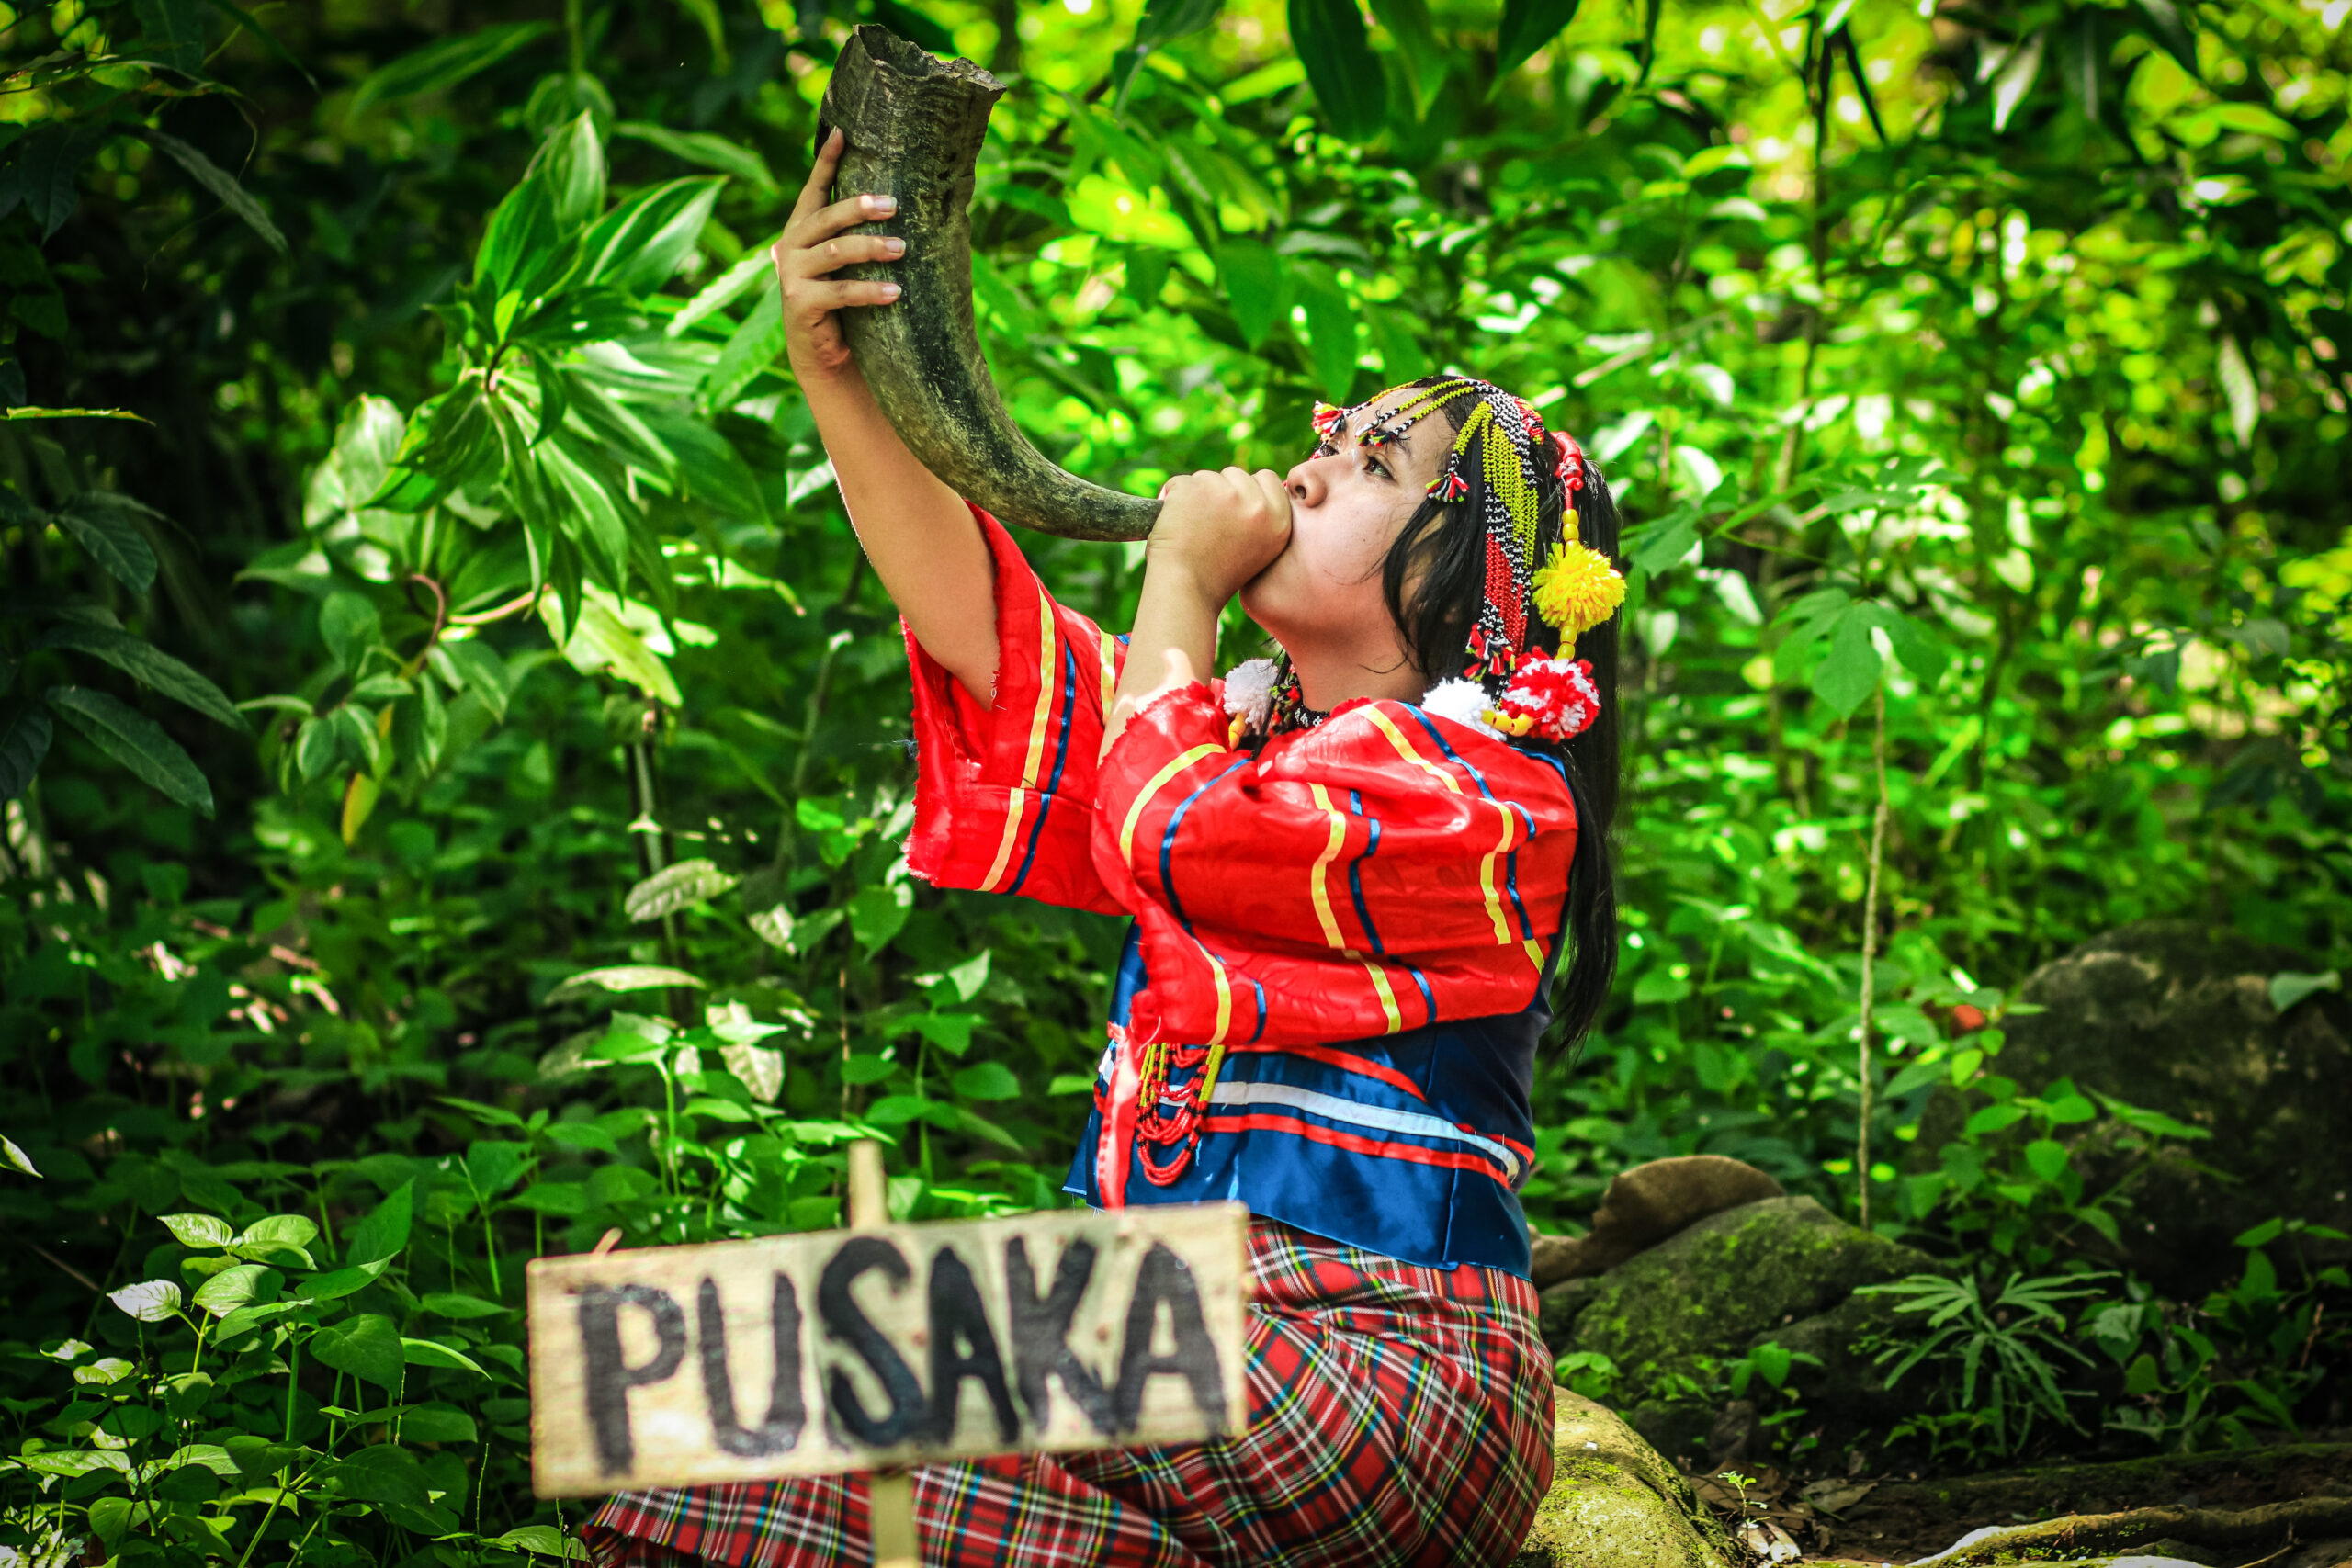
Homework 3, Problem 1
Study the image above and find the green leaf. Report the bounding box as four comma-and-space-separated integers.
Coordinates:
1216, 240, 1284, 350
1296, 270, 1360, 400
1365, 0, 1444, 115
669, 252, 773, 339
2, 1133, 40, 1177
614, 122, 776, 193
345, 1178, 415, 1265
36, 625, 245, 730
401, 1402, 478, 1444
430, 639, 513, 722
1809, 606, 1882, 716
1965, 1103, 2029, 1136
950, 1061, 1020, 1100
545, 964, 707, 1003
143, 132, 287, 254
2269, 970, 2339, 1014
52, 494, 159, 592
132, 0, 205, 74
1625, 510, 1702, 577
1288, 0, 1386, 140
348, 21, 554, 114
325, 1441, 431, 1505
191, 1263, 279, 1317
401, 1337, 488, 1376
0, 705, 53, 801
1990, 30, 2046, 133
109, 1280, 185, 1322
318, 592, 382, 677
161, 1213, 236, 1249
625, 858, 739, 921
420, 1292, 512, 1319
849, 882, 913, 955
508, 1179, 589, 1214
575, 176, 724, 296
538, 113, 606, 233
45, 687, 213, 815
311, 1313, 404, 1392
2122, 1352, 2162, 1396
1878, 608, 1951, 687
299, 1257, 391, 1302
2022, 1139, 2069, 1182
497, 1526, 588, 1561
702, 282, 786, 411
537, 437, 634, 592
1496, 0, 1580, 80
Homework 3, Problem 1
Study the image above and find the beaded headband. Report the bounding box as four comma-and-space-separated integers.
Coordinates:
1311, 378, 1625, 683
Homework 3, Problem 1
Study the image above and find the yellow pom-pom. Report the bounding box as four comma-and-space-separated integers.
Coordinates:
1531, 540, 1626, 635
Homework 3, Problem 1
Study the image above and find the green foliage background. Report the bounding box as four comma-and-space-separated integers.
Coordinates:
2, 0, 2350, 1556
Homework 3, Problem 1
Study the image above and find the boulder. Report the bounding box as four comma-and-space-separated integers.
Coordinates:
1511, 1388, 1734, 1568
1924, 920, 2352, 1296
1541, 1196, 1939, 1456
1531, 1156, 1787, 1290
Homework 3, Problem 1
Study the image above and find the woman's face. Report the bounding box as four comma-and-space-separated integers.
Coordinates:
1239, 393, 1451, 675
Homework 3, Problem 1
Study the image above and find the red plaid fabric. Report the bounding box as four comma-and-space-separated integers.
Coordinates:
585, 1218, 1554, 1568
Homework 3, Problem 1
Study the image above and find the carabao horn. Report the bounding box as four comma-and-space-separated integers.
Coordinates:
816, 26, 1160, 542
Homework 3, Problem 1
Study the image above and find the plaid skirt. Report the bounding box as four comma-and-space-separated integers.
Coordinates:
584, 1217, 1555, 1568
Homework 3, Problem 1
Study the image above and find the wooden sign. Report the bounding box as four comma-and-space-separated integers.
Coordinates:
526, 1201, 1250, 1497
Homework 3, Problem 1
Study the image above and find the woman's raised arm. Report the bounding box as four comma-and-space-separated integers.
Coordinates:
772, 128, 997, 705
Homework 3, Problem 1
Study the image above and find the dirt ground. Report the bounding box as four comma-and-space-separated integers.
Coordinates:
1690, 1441, 2352, 1564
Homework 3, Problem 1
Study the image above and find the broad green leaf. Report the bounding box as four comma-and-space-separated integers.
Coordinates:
625, 858, 739, 922
2022, 1140, 2069, 1182
2, 1133, 40, 1177
498, 1526, 588, 1560
131, 0, 205, 74
312, 1313, 404, 1392
109, 1280, 185, 1322
1878, 608, 1951, 686
0, 705, 53, 801
1136, 0, 1222, 49
1626, 510, 1702, 576
161, 1212, 235, 1249
1295, 270, 1360, 400
950, 1061, 1020, 1101
303, 396, 407, 530
1496, 0, 1581, 81
191, 1263, 279, 1316
51, 494, 159, 592
430, 639, 513, 722
45, 687, 213, 815
614, 122, 776, 192
642, 409, 770, 525
348, 21, 554, 113
345, 1178, 415, 1265
1216, 240, 1284, 350
1288, 0, 1385, 139
1365, 0, 1445, 115
36, 625, 245, 730
541, 591, 681, 705
318, 592, 381, 677
144, 131, 287, 254
545, 964, 708, 1003
299, 1257, 391, 1301
575, 176, 723, 296
325, 1441, 431, 1505
420, 1292, 511, 1319
1809, 607, 1882, 717
849, 882, 913, 954
401, 1403, 478, 1443
539, 112, 606, 233
703, 284, 786, 411
537, 437, 633, 592
1965, 1103, 2029, 1136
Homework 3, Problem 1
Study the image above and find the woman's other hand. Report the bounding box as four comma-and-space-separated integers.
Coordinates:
772, 127, 904, 382
1151, 467, 1293, 606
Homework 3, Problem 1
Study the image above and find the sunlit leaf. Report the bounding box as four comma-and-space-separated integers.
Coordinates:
45, 687, 213, 815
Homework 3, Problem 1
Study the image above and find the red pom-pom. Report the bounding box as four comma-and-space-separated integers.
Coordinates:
1494, 654, 1602, 742
1311, 401, 1346, 439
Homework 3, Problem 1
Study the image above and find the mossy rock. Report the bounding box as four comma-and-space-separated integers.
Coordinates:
1511, 1389, 1733, 1568
1914, 919, 2352, 1298
1549, 1196, 1939, 1415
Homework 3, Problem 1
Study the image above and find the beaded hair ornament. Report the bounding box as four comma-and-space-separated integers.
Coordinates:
1301, 377, 1626, 743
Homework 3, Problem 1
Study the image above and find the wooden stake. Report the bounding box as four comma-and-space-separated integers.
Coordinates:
846, 1140, 918, 1568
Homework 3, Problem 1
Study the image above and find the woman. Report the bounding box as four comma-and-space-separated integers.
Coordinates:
589, 129, 1624, 1568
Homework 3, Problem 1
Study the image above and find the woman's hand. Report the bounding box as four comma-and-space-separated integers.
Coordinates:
771, 128, 904, 382
1150, 467, 1293, 607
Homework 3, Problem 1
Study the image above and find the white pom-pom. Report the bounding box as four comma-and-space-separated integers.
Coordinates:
1419, 678, 1503, 739
1221, 658, 1278, 732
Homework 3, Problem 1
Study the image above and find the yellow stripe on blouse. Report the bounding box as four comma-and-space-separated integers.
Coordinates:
1306, 784, 1349, 950
1117, 743, 1222, 863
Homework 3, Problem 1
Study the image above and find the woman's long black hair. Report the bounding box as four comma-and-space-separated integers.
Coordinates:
1374, 377, 1621, 1057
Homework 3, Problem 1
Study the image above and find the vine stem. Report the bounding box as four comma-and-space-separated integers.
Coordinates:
1856, 682, 1890, 1228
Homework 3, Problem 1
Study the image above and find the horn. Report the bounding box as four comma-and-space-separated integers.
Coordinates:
817, 26, 1160, 542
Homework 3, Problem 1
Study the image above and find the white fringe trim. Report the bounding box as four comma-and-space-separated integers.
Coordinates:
1419, 678, 1503, 739
1222, 658, 1278, 733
